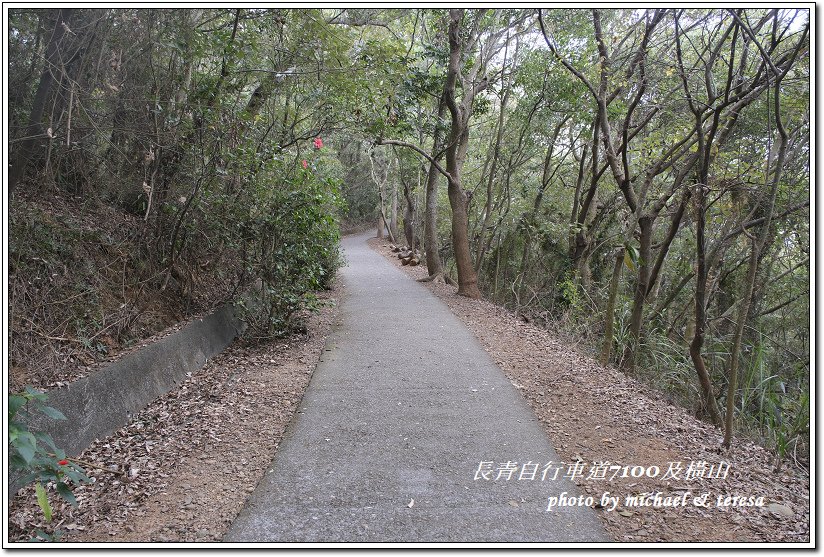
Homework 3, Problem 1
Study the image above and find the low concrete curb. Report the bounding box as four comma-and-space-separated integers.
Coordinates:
12, 304, 244, 495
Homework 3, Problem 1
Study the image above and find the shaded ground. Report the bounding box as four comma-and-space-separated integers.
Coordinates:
369, 238, 810, 543
8, 283, 342, 542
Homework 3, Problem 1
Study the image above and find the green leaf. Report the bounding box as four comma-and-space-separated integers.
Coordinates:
10, 453, 29, 471
40, 406, 66, 421
24, 386, 48, 402
55, 482, 77, 507
62, 465, 91, 485
9, 395, 27, 419
35, 483, 53, 522
34, 432, 58, 451
15, 432, 37, 464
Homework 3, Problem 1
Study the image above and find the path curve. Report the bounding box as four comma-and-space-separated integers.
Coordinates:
225, 232, 608, 543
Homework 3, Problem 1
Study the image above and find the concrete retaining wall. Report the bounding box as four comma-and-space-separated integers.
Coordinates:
13, 304, 244, 495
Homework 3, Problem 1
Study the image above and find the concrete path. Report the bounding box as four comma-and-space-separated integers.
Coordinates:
225, 232, 608, 543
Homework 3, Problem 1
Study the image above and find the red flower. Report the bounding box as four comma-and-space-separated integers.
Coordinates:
302, 160, 308, 169
58, 459, 69, 466
313, 137, 323, 149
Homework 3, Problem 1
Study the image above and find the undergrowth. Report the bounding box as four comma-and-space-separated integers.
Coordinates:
9, 193, 183, 391
486, 269, 809, 469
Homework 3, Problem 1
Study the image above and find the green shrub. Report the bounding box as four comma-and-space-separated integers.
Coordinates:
224, 157, 343, 338
9, 387, 90, 541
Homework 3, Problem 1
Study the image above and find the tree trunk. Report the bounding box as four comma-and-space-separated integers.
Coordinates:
723, 84, 788, 448
601, 248, 624, 366
622, 215, 653, 374
568, 142, 589, 253
689, 185, 723, 427
423, 95, 446, 277
390, 172, 399, 242
493, 233, 502, 300
723, 238, 759, 446
403, 180, 415, 249
371, 148, 395, 244
444, 115, 481, 297
376, 215, 384, 239
474, 45, 514, 273
376, 196, 394, 244
442, 9, 482, 299
570, 117, 599, 289
9, 8, 74, 193
622, 189, 690, 372
448, 176, 480, 298
444, 117, 480, 299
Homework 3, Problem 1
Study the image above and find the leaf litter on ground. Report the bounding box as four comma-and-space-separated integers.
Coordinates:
370, 238, 809, 544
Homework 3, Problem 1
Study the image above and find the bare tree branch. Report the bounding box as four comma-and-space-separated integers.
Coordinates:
376, 138, 453, 183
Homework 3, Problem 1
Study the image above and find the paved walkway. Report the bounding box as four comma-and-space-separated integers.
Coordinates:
225, 232, 608, 543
